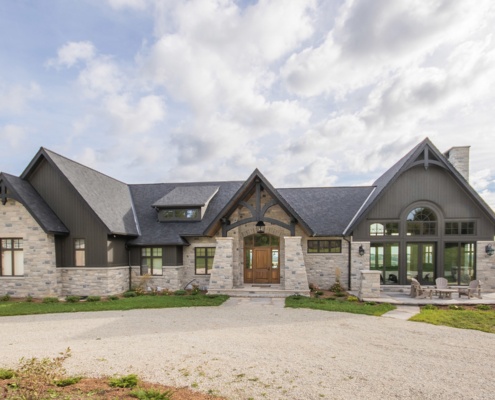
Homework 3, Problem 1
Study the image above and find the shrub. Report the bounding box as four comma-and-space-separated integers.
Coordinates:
347, 295, 359, 302
42, 297, 59, 303
86, 296, 101, 302
25, 295, 33, 302
0, 368, 14, 379
65, 295, 80, 303
190, 284, 200, 295
475, 304, 491, 311
54, 376, 82, 387
1, 294, 11, 302
130, 387, 173, 400
108, 295, 119, 301
123, 291, 137, 298
329, 282, 344, 293
109, 374, 139, 388
449, 305, 465, 311
423, 304, 438, 310
174, 290, 187, 296
334, 292, 346, 297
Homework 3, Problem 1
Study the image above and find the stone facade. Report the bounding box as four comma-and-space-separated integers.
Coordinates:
60, 266, 129, 296
477, 241, 495, 292
445, 146, 470, 181
0, 200, 59, 298
358, 270, 381, 299
283, 236, 309, 293
209, 237, 234, 290
183, 236, 218, 289
130, 266, 183, 292
302, 237, 349, 290
350, 241, 370, 291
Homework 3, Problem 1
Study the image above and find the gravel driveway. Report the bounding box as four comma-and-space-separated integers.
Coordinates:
1, 298, 494, 400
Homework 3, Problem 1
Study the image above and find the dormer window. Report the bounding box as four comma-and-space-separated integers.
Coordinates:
152, 185, 219, 222
158, 208, 200, 221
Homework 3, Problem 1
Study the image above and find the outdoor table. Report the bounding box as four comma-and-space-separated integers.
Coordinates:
434, 288, 456, 299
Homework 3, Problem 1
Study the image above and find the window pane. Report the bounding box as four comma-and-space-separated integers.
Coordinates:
244, 236, 254, 246
423, 222, 436, 235
370, 223, 384, 236
2, 239, 12, 249
308, 241, 318, 253
206, 257, 214, 273
272, 250, 279, 268
270, 236, 279, 246
443, 243, 459, 284
445, 222, 458, 235
152, 248, 162, 257
461, 222, 475, 235
407, 222, 421, 236
319, 240, 330, 253
142, 248, 151, 256
75, 239, 85, 249
152, 258, 162, 275
75, 250, 85, 267
196, 248, 205, 257
206, 248, 216, 257
385, 223, 399, 236
254, 234, 270, 246
14, 251, 24, 275
330, 240, 341, 253
245, 249, 253, 269
2, 250, 13, 275
186, 209, 199, 219
196, 258, 206, 275
13, 239, 23, 249
460, 242, 475, 284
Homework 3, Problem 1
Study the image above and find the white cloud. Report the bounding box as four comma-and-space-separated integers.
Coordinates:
78, 58, 124, 97
0, 82, 40, 115
107, 0, 148, 10
0, 125, 26, 148
47, 41, 96, 68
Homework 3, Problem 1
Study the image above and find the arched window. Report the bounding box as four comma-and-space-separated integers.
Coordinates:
406, 207, 437, 235
370, 223, 384, 236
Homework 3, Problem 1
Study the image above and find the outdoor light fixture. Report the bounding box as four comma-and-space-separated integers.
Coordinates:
486, 244, 494, 256
358, 245, 365, 256
256, 220, 265, 234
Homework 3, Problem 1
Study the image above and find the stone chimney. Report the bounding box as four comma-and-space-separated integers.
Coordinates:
444, 146, 470, 182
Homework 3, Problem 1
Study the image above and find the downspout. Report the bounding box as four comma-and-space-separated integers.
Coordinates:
126, 243, 132, 291
343, 236, 352, 291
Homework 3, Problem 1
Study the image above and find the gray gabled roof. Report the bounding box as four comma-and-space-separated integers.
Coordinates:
22, 148, 139, 236
0, 172, 68, 234
129, 181, 243, 245
278, 186, 375, 236
152, 186, 219, 208
344, 137, 495, 235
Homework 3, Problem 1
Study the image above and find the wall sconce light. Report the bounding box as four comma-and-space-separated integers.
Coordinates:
256, 220, 265, 234
486, 244, 494, 256
358, 245, 365, 256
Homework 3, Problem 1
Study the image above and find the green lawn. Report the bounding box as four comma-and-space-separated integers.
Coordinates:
285, 296, 395, 316
410, 308, 495, 333
0, 294, 229, 317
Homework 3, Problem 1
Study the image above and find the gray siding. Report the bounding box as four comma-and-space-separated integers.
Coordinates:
27, 159, 109, 267
107, 237, 129, 266
354, 165, 495, 240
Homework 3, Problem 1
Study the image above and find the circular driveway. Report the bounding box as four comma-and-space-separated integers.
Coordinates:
1, 298, 494, 400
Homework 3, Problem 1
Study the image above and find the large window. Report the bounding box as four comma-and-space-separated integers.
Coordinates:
370, 222, 399, 236
444, 242, 475, 285
370, 243, 399, 284
141, 248, 163, 275
406, 207, 437, 236
307, 240, 341, 253
195, 247, 215, 275
74, 239, 86, 267
1, 238, 24, 276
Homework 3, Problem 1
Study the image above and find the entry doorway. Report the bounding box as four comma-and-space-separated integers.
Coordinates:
406, 243, 436, 284
244, 234, 280, 284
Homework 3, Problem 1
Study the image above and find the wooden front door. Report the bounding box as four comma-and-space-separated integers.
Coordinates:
253, 248, 271, 284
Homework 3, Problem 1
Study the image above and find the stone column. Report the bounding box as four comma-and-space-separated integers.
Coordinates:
350, 241, 370, 291
477, 241, 495, 292
358, 270, 381, 300
284, 236, 309, 294
208, 237, 234, 291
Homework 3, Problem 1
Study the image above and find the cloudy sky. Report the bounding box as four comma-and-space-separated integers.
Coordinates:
1, 0, 495, 208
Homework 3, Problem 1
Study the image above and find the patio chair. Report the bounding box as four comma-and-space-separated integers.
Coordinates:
410, 278, 433, 299
435, 277, 449, 290
458, 280, 482, 299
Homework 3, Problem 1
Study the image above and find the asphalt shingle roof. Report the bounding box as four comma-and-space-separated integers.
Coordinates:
152, 185, 219, 207
1, 173, 68, 234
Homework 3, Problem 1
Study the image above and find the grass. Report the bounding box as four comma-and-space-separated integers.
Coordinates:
410, 307, 495, 333
285, 295, 395, 316
0, 294, 229, 317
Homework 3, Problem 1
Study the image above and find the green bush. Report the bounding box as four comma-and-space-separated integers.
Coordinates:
42, 297, 59, 303
448, 305, 465, 311
334, 292, 347, 297
1, 294, 11, 302
347, 295, 359, 302
173, 290, 187, 296
130, 388, 173, 400
65, 296, 80, 303
123, 291, 137, 298
329, 282, 344, 293
108, 295, 119, 301
475, 304, 491, 311
86, 296, 101, 302
423, 304, 438, 310
25, 295, 33, 302
54, 376, 82, 387
0, 368, 14, 379
109, 374, 139, 388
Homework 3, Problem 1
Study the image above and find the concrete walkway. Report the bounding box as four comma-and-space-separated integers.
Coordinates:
382, 305, 421, 320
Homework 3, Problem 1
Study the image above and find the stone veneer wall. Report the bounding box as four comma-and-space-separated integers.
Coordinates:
350, 241, 370, 291
477, 241, 495, 292
0, 200, 59, 298
302, 237, 349, 290
284, 236, 309, 292
130, 266, 183, 291
182, 236, 218, 289
209, 237, 234, 290
60, 266, 129, 296
358, 270, 381, 299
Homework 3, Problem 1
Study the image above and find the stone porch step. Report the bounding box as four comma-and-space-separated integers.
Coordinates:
208, 285, 310, 298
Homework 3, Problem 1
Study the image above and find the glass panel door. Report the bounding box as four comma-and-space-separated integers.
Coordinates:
406, 243, 436, 284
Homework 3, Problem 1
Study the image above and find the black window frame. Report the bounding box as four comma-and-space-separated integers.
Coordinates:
141, 247, 163, 276
307, 240, 342, 253
195, 247, 216, 275
444, 221, 476, 236
0, 238, 24, 276
157, 208, 201, 222
74, 238, 86, 267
